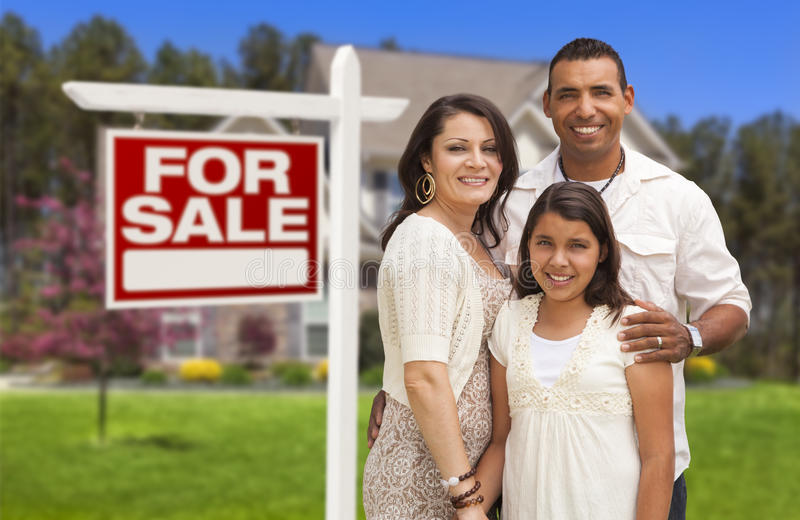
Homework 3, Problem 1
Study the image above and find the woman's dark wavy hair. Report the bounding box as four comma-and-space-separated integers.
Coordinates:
380, 93, 519, 251
513, 182, 633, 322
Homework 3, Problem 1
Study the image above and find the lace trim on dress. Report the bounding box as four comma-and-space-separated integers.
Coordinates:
508, 294, 634, 416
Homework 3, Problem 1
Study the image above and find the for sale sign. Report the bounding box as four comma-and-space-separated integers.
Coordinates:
105, 129, 323, 309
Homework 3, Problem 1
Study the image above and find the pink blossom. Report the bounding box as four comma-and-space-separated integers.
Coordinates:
58, 157, 75, 171
2, 158, 165, 366
70, 279, 88, 292
38, 196, 63, 211
40, 285, 62, 298
13, 238, 37, 251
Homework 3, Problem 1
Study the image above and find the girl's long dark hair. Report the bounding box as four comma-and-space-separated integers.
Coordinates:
513, 182, 633, 322
380, 94, 519, 251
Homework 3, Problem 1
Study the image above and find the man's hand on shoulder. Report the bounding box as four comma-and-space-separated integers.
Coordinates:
618, 299, 692, 363
367, 390, 386, 449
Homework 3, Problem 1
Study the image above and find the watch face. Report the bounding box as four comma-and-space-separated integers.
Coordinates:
687, 325, 702, 348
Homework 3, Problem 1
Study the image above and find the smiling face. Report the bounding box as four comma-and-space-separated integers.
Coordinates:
543, 57, 634, 165
421, 112, 502, 211
529, 211, 607, 306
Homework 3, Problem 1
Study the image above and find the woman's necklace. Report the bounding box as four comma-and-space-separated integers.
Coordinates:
558, 147, 625, 194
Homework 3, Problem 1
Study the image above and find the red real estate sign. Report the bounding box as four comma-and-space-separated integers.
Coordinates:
105, 129, 323, 308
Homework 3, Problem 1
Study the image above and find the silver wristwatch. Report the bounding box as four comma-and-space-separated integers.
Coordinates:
685, 324, 703, 357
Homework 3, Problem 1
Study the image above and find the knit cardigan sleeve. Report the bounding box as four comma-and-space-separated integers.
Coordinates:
378, 214, 485, 406
382, 220, 463, 364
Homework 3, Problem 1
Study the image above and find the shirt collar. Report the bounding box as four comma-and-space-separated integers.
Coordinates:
515, 145, 560, 191
515, 141, 671, 194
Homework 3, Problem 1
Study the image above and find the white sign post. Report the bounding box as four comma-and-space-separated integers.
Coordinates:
63, 45, 407, 520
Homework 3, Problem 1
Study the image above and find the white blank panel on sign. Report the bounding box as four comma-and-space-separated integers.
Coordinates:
123, 248, 309, 291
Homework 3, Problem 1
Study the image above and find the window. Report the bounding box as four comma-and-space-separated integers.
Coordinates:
161, 309, 204, 361
302, 284, 328, 360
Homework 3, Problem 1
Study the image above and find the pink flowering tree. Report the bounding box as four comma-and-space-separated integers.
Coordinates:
236, 313, 277, 368
0, 159, 177, 442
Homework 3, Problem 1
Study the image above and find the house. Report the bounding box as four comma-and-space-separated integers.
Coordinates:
170, 44, 680, 365
303, 44, 680, 228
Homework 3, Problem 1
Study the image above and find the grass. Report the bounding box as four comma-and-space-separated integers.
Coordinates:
1, 383, 799, 519
684, 383, 800, 519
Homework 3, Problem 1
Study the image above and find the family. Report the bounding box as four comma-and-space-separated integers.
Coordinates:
361, 38, 751, 520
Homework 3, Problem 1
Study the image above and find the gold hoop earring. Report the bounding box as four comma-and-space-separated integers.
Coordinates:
415, 172, 436, 205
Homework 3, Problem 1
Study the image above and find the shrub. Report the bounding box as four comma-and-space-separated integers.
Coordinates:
140, 369, 167, 385
220, 364, 252, 385
272, 360, 312, 387
313, 359, 328, 382
359, 364, 384, 387
685, 356, 718, 384
237, 314, 276, 368
110, 356, 143, 377
359, 309, 384, 372
0, 357, 11, 374
179, 358, 222, 383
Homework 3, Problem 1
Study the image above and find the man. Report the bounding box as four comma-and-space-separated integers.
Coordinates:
367, 38, 751, 519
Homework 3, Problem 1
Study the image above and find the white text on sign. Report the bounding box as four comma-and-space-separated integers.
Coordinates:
121, 146, 309, 245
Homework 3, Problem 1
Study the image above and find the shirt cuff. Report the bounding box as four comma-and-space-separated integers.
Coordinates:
401, 334, 450, 364
715, 298, 752, 327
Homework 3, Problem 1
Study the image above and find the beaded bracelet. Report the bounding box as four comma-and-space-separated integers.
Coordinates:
449, 480, 481, 506
439, 467, 477, 488
453, 495, 484, 509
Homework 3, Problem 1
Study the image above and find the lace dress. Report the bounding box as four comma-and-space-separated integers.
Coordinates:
488, 294, 652, 520
363, 261, 511, 520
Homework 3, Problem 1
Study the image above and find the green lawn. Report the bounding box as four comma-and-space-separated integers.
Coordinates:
683, 383, 800, 519
1, 383, 798, 520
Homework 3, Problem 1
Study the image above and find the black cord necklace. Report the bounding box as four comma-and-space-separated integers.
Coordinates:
558, 147, 625, 194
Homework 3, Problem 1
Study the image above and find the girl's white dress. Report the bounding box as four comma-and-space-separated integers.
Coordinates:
489, 294, 650, 520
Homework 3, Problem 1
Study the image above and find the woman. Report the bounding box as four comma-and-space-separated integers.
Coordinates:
362, 94, 518, 520
478, 182, 674, 519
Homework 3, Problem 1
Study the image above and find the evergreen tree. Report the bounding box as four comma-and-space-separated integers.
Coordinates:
0, 13, 54, 296
48, 16, 146, 178
238, 23, 288, 91
146, 41, 220, 130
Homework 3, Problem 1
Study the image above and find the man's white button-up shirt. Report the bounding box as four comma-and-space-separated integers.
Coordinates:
493, 142, 752, 479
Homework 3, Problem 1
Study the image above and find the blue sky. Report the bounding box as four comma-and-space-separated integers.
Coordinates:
4, 0, 798, 129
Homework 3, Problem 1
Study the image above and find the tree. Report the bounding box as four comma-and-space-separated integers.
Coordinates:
285, 33, 319, 91
148, 41, 218, 87
2, 14, 147, 302
726, 113, 799, 379
0, 13, 53, 296
237, 314, 276, 368
379, 37, 400, 51
219, 58, 242, 88
238, 23, 288, 91
48, 15, 147, 178
0, 159, 173, 443
146, 41, 220, 130
236, 24, 320, 93
787, 124, 800, 380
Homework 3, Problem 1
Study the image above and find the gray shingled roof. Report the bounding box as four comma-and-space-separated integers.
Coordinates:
305, 44, 549, 158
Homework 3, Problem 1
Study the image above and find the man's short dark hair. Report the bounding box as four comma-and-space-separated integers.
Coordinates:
547, 38, 627, 94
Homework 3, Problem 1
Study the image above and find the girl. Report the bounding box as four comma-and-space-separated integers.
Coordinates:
477, 182, 674, 519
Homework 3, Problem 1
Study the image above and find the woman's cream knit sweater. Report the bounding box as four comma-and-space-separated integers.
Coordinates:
378, 213, 485, 407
